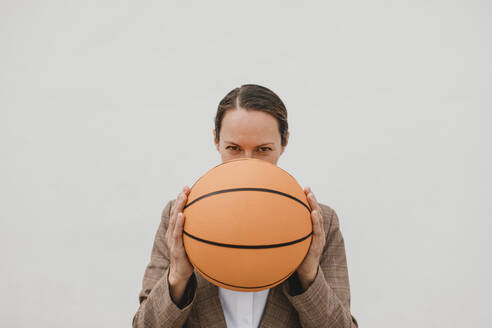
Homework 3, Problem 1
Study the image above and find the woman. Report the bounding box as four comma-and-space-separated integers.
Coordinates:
133, 84, 359, 327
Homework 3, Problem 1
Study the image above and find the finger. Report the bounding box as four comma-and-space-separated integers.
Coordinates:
167, 209, 177, 243
304, 186, 315, 212
171, 187, 188, 217
170, 198, 177, 220
176, 191, 189, 213
173, 212, 185, 248
307, 192, 322, 214
303, 186, 311, 204
312, 210, 324, 239
311, 209, 321, 235
173, 213, 184, 252
170, 194, 182, 220
304, 187, 324, 233
311, 210, 325, 254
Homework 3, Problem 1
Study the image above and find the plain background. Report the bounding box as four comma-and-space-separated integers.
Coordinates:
1, 1, 491, 327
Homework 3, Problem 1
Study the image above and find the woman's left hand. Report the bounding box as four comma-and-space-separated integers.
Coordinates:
296, 186, 326, 290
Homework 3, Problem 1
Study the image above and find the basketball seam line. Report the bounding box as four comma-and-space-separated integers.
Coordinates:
183, 187, 311, 212
183, 230, 313, 249
194, 265, 295, 289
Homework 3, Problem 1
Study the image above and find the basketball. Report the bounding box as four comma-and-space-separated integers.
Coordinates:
182, 158, 312, 292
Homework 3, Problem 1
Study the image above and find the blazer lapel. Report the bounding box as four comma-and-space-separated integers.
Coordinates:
194, 273, 227, 328
259, 286, 290, 328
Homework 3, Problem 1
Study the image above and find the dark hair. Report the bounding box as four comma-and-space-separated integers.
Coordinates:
214, 84, 289, 146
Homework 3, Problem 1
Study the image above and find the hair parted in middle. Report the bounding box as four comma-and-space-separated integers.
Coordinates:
214, 84, 289, 146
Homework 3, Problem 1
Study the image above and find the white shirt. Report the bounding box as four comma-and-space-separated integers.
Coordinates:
218, 287, 270, 328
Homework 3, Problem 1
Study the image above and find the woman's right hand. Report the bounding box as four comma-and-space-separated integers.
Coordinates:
166, 186, 194, 303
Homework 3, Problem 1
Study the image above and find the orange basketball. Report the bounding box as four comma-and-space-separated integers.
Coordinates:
183, 158, 312, 292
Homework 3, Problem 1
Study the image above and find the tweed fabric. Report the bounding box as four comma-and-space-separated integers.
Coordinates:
133, 199, 359, 327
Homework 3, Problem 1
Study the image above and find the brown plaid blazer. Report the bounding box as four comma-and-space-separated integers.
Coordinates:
133, 200, 359, 327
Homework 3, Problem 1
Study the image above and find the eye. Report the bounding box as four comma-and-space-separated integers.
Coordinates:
226, 145, 240, 151
258, 147, 272, 152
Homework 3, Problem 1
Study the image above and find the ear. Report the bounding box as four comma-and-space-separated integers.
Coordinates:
280, 131, 290, 155
213, 129, 219, 151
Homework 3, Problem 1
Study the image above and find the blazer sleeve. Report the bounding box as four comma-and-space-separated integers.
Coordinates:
132, 200, 197, 328
282, 204, 359, 328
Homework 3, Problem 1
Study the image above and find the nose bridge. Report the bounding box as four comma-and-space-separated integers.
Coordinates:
243, 149, 254, 158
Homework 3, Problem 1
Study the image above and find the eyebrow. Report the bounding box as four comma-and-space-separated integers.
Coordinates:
224, 141, 275, 147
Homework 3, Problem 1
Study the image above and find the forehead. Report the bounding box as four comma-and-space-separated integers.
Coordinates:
220, 108, 280, 144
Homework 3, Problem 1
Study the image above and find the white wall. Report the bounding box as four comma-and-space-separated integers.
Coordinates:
1, 1, 491, 327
